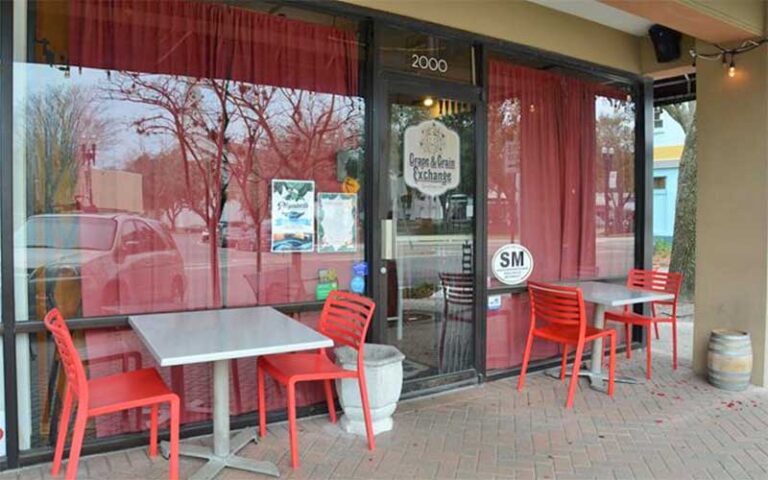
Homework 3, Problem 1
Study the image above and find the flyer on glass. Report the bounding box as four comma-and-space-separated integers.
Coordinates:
271, 179, 315, 252
317, 192, 357, 253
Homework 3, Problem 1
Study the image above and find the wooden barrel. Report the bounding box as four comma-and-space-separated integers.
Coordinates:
708, 329, 752, 391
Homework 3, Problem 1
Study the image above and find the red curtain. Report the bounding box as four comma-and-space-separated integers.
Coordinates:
68, 0, 359, 437
68, 0, 359, 96
486, 59, 623, 369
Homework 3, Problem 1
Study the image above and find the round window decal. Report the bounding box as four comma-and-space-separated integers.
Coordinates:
491, 244, 534, 285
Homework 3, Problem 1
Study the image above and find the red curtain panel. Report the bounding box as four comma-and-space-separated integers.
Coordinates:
486, 59, 629, 370
68, 0, 358, 96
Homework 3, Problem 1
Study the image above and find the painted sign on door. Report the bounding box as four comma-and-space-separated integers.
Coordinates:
403, 120, 460, 197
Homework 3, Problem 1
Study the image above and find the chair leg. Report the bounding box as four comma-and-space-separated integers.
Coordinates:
169, 396, 180, 480
323, 380, 337, 424
517, 330, 535, 391
598, 337, 605, 369
149, 404, 159, 457
625, 323, 632, 359
608, 333, 616, 397
64, 407, 88, 480
52, 386, 73, 476
646, 326, 653, 380
566, 343, 584, 409
287, 382, 299, 469
560, 345, 569, 381
232, 359, 243, 414
671, 319, 678, 370
257, 360, 267, 438
654, 322, 660, 340
358, 374, 376, 451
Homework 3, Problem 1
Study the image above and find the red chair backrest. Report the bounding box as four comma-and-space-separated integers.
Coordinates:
318, 291, 375, 352
528, 281, 587, 336
44, 308, 88, 401
627, 269, 683, 306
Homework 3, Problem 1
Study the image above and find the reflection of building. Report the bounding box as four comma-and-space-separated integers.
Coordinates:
88, 169, 144, 213
652, 108, 685, 242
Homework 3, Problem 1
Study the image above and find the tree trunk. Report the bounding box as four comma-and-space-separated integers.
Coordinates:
668, 115, 697, 298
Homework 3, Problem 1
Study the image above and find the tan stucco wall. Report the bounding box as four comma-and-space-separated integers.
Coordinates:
680, 0, 764, 37
342, 0, 642, 73
694, 39, 768, 386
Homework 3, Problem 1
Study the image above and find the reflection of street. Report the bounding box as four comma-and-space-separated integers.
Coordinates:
171, 232, 362, 308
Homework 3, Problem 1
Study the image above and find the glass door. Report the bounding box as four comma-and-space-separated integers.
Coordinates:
380, 90, 477, 381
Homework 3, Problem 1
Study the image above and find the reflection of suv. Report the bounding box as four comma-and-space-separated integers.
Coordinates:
20, 213, 186, 318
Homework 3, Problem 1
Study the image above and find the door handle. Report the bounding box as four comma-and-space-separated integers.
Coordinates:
381, 219, 395, 260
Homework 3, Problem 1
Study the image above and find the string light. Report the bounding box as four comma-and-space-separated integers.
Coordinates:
691, 39, 767, 78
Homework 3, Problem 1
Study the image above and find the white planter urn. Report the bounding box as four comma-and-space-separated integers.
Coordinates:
335, 344, 405, 436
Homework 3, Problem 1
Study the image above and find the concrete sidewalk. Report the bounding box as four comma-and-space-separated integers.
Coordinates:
5, 320, 768, 480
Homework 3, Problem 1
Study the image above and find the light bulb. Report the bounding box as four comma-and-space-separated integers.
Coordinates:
423, 97, 434, 107
728, 63, 736, 78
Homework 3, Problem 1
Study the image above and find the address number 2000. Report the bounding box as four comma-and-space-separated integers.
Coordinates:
411, 54, 448, 73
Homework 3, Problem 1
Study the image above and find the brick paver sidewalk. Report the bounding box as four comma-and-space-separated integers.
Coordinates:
5, 320, 768, 479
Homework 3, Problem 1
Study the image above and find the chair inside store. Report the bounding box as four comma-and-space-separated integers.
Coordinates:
438, 272, 474, 373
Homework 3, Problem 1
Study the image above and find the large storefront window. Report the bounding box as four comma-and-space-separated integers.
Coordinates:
485, 58, 636, 371
13, 0, 364, 449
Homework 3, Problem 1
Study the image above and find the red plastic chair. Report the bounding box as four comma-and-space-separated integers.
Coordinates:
604, 269, 683, 379
44, 309, 180, 480
257, 291, 376, 468
517, 282, 616, 409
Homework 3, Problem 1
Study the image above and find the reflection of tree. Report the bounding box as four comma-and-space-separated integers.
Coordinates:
105, 72, 364, 305
125, 149, 205, 230
105, 73, 231, 305
228, 87, 362, 301
228, 85, 362, 233
597, 99, 635, 234
487, 99, 521, 237
26, 86, 112, 214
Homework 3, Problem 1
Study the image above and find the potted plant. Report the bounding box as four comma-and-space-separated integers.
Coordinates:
335, 344, 405, 435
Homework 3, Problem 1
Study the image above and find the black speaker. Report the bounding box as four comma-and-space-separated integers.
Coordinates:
649, 25, 682, 63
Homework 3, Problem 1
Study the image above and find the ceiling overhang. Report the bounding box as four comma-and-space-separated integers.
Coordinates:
600, 0, 763, 43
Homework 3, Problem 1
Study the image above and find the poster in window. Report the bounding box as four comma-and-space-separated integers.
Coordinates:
271, 180, 315, 252
317, 193, 357, 253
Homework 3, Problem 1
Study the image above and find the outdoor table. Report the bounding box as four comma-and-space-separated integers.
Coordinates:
129, 307, 333, 480
546, 281, 675, 390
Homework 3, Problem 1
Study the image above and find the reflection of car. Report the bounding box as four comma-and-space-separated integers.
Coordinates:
201, 221, 256, 249
20, 213, 186, 317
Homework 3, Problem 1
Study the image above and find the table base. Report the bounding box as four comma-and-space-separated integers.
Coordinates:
160, 427, 279, 480
544, 366, 643, 392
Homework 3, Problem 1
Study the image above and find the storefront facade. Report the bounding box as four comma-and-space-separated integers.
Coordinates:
0, 0, 650, 468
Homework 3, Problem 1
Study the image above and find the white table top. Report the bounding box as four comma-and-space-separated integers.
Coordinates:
129, 307, 333, 367
558, 281, 674, 307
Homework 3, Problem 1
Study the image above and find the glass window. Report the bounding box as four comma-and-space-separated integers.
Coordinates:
654, 176, 667, 190
13, 0, 364, 449
485, 58, 635, 370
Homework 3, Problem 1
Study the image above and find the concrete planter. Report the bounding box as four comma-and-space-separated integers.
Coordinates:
335, 344, 405, 436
